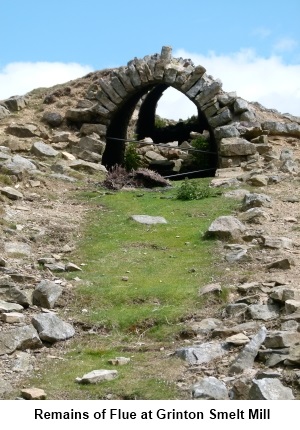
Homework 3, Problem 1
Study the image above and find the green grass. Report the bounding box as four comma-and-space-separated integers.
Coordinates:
71, 179, 237, 337
22, 178, 240, 400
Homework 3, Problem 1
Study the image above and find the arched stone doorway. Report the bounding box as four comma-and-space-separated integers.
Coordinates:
66, 46, 259, 172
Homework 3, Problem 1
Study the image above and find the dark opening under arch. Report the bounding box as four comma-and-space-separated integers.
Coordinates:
102, 83, 218, 174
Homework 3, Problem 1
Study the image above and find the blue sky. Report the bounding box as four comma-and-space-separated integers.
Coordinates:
1, 0, 300, 119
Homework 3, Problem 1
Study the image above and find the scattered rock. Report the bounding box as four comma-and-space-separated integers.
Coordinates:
0, 186, 23, 200
21, 387, 47, 400
32, 280, 63, 309
0, 325, 42, 355
205, 216, 245, 241
31, 141, 58, 157
229, 326, 267, 375
76, 369, 118, 384
192, 377, 228, 400
248, 378, 294, 400
130, 215, 167, 224
31, 313, 75, 343
176, 342, 229, 365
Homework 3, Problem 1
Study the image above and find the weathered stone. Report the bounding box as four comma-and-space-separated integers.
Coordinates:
32, 280, 63, 309
180, 65, 206, 91
240, 111, 256, 121
98, 78, 123, 104
44, 262, 65, 272
0, 300, 23, 313
31, 141, 58, 157
208, 108, 232, 128
248, 378, 294, 400
220, 137, 257, 157
0, 325, 42, 355
145, 150, 167, 161
76, 369, 118, 384
2, 155, 37, 176
0, 257, 6, 267
110, 76, 128, 98
42, 111, 63, 127
214, 125, 240, 140
108, 357, 130, 366
265, 331, 300, 348
269, 286, 297, 303
21, 388, 46, 400
68, 160, 107, 174
1, 312, 25, 323
262, 236, 293, 250
247, 174, 268, 187
65, 262, 82, 272
32, 313, 75, 343
77, 150, 102, 163
205, 216, 245, 241
280, 159, 299, 174
218, 92, 237, 106
225, 247, 249, 263
176, 342, 229, 365
239, 208, 270, 224
80, 123, 107, 137
65, 107, 97, 123
285, 300, 300, 314
0, 186, 23, 200
192, 377, 228, 400
242, 193, 272, 210
263, 121, 300, 138
4, 242, 31, 257
248, 304, 281, 321
255, 370, 282, 379
130, 215, 167, 225
284, 345, 300, 365
234, 98, 249, 114
199, 283, 222, 296
226, 333, 250, 345
2, 96, 27, 112
266, 258, 293, 270
224, 189, 250, 199
189, 318, 222, 334
225, 303, 248, 318
281, 320, 299, 331
195, 80, 223, 106
229, 379, 250, 400
6, 123, 40, 138
0, 105, 11, 119
229, 327, 267, 375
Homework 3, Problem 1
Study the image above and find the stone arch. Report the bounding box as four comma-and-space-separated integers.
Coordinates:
67, 46, 259, 171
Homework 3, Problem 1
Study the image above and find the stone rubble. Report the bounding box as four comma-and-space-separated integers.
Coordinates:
0, 45, 300, 400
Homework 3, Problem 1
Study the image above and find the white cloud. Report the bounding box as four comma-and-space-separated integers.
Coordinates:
156, 48, 300, 119
0, 62, 93, 100
273, 37, 298, 52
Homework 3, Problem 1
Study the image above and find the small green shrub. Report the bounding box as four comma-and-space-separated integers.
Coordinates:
176, 178, 211, 201
124, 143, 141, 171
0, 174, 13, 186
155, 116, 167, 128
190, 136, 210, 168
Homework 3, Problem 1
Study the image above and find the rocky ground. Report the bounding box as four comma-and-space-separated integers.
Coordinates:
0, 72, 300, 400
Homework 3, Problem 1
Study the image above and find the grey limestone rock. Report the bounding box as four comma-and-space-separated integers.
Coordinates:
130, 215, 167, 225
192, 377, 228, 400
205, 215, 245, 241
32, 313, 75, 343
248, 378, 294, 400
76, 369, 118, 384
229, 326, 267, 375
33, 280, 63, 309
